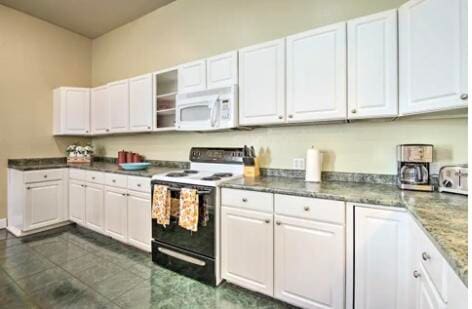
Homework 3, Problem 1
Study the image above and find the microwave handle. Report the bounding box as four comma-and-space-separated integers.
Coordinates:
210, 97, 220, 127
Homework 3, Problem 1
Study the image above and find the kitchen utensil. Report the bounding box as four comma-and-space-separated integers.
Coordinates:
438, 164, 468, 195
119, 162, 151, 171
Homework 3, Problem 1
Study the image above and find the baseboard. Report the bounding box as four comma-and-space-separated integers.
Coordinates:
0, 218, 6, 229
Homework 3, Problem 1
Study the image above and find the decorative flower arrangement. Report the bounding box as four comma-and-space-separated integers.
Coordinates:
66, 143, 94, 162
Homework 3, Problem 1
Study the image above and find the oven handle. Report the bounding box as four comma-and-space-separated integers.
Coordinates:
164, 186, 212, 195
158, 247, 206, 266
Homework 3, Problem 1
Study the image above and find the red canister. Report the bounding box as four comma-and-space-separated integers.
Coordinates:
118, 150, 128, 164
126, 152, 134, 163
132, 153, 142, 163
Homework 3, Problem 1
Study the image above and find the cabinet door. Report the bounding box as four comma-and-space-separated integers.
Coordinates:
129, 74, 153, 132
354, 207, 411, 309
274, 215, 344, 309
24, 181, 63, 231
413, 264, 447, 309
286, 23, 346, 123
69, 181, 86, 225
207, 51, 238, 89
104, 187, 128, 242
85, 184, 104, 233
239, 39, 285, 125
91, 85, 109, 135
221, 207, 273, 296
399, 0, 468, 115
63, 88, 90, 135
108, 79, 129, 133
127, 192, 151, 252
178, 60, 207, 93
348, 10, 398, 119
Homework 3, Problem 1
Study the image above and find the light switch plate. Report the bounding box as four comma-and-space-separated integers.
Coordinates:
293, 158, 305, 170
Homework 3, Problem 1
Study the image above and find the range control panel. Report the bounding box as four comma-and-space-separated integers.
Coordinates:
190, 147, 244, 164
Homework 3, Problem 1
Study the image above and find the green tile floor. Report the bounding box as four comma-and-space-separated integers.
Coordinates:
0, 225, 297, 308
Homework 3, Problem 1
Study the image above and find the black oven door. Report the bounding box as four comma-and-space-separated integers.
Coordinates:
151, 181, 215, 259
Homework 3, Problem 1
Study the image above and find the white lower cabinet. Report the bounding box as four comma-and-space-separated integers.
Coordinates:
127, 191, 152, 252
221, 207, 274, 296
104, 187, 128, 242
85, 184, 105, 233
24, 180, 64, 231
414, 263, 446, 309
353, 206, 411, 309
69, 180, 86, 224
274, 215, 345, 309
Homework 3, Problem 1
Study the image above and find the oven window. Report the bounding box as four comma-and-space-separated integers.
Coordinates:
180, 105, 211, 122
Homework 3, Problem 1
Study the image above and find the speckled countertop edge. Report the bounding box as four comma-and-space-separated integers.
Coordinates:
220, 177, 468, 286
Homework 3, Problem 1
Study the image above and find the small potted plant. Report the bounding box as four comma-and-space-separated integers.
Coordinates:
66, 144, 93, 164
66, 144, 77, 158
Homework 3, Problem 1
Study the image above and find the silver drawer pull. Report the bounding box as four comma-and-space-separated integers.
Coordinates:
92, 177, 96, 180
112, 179, 116, 183
264, 219, 270, 224
158, 247, 206, 266
413, 270, 421, 278
304, 206, 310, 211
242, 198, 248, 202
422, 252, 431, 261
460, 93, 468, 100
43, 175, 48, 178
137, 184, 142, 187
276, 221, 281, 226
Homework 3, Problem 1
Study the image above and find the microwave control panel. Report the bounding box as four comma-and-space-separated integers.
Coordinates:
220, 99, 231, 121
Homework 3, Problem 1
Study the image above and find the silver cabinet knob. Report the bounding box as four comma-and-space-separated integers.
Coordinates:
137, 184, 142, 187
106, 129, 110, 132
460, 93, 468, 100
242, 198, 248, 202
122, 193, 127, 197
43, 175, 48, 178
304, 206, 310, 211
85, 130, 89, 133
147, 126, 151, 129
264, 219, 270, 224
278, 115, 283, 120
422, 252, 431, 261
92, 177, 95, 180
413, 270, 421, 278
288, 115, 293, 119
112, 179, 116, 183
26, 187, 31, 190
351, 109, 357, 114
276, 221, 281, 225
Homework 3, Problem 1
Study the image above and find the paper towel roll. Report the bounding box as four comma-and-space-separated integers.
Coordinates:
305, 147, 322, 182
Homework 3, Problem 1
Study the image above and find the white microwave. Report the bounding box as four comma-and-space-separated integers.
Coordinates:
175, 85, 238, 131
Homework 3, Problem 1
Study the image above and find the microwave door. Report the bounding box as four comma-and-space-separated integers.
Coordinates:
176, 97, 218, 131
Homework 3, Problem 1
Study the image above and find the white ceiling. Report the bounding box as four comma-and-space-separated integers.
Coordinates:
0, 0, 175, 38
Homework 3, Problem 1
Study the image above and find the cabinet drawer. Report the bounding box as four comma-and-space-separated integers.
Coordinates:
24, 169, 64, 183
128, 176, 151, 193
86, 171, 105, 184
105, 173, 127, 188
416, 226, 448, 301
69, 169, 86, 181
221, 188, 273, 213
275, 194, 345, 225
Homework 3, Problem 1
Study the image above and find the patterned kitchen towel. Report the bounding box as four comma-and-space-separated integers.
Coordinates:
152, 185, 171, 226
179, 188, 199, 232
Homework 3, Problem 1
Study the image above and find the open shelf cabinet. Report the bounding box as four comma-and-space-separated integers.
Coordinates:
153, 68, 178, 131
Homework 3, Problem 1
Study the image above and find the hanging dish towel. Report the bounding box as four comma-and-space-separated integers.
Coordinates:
152, 185, 171, 227
179, 188, 199, 232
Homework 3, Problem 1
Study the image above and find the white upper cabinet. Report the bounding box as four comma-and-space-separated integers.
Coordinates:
354, 206, 411, 309
207, 51, 238, 89
108, 79, 130, 133
286, 22, 347, 123
91, 85, 109, 135
53, 87, 90, 135
348, 10, 398, 119
129, 74, 153, 132
399, 0, 468, 115
239, 39, 286, 125
178, 59, 207, 93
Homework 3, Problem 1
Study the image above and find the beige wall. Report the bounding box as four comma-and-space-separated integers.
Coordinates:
0, 4, 91, 218
91, 0, 467, 174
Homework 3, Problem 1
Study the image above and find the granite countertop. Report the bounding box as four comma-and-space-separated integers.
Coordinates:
8, 160, 178, 178
221, 177, 468, 285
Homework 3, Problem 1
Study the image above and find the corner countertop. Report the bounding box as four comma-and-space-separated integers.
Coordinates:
220, 176, 468, 286
8, 160, 178, 178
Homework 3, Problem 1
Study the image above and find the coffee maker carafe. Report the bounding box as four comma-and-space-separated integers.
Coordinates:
397, 144, 433, 192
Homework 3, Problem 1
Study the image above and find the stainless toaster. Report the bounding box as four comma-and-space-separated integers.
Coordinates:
438, 165, 468, 195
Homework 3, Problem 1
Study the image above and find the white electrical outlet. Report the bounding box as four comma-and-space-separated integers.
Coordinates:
293, 158, 305, 170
